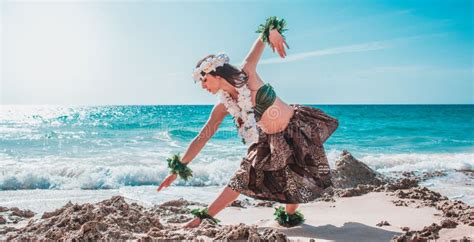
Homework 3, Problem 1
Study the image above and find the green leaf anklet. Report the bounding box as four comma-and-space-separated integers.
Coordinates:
190, 208, 220, 224
167, 153, 193, 181
274, 206, 305, 227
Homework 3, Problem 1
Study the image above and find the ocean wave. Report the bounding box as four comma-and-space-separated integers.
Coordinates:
0, 158, 242, 191
2, 150, 471, 191
359, 152, 473, 172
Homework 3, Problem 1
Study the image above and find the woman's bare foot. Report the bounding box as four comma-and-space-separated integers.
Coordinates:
182, 217, 201, 228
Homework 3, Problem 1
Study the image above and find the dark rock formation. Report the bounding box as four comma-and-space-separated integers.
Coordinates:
330, 150, 388, 189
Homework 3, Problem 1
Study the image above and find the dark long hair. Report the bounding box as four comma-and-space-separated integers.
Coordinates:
195, 54, 248, 88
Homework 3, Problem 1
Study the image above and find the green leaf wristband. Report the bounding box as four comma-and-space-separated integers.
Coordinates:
167, 153, 193, 181
190, 208, 221, 224
255, 16, 289, 46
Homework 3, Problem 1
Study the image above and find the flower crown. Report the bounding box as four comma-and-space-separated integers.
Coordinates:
192, 53, 230, 83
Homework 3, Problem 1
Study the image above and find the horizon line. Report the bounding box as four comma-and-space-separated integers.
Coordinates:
1, 103, 473, 106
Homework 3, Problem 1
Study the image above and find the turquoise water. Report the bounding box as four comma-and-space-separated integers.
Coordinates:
0, 105, 473, 203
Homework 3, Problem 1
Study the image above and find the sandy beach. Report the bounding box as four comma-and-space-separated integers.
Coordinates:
1, 151, 472, 241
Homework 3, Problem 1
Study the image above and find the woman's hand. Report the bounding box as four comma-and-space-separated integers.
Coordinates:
157, 173, 177, 192
268, 29, 289, 58
182, 217, 201, 228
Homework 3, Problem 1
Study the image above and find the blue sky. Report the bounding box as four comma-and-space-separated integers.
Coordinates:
2, 0, 473, 105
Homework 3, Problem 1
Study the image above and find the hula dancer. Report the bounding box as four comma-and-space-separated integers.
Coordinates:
157, 16, 339, 228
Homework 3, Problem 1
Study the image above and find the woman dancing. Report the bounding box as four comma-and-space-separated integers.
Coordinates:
157, 16, 339, 228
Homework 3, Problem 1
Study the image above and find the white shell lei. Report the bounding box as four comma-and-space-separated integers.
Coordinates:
218, 84, 259, 146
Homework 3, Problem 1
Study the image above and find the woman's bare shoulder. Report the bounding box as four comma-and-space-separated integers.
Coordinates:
239, 65, 263, 90
241, 64, 257, 79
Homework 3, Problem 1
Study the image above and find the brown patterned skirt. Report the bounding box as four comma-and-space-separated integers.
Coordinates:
227, 104, 339, 204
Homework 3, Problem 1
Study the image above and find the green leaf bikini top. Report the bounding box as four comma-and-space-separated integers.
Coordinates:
253, 83, 277, 122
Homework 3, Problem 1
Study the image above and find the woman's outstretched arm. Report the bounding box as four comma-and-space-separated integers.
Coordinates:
240, 34, 266, 73
241, 29, 289, 73
157, 103, 228, 192
180, 103, 228, 164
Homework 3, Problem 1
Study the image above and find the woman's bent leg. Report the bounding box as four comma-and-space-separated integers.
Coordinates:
207, 186, 241, 217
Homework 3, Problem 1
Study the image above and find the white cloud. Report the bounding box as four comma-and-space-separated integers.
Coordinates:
260, 41, 388, 64
355, 65, 474, 77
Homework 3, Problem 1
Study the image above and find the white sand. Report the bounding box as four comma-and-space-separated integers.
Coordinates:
218, 192, 474, 241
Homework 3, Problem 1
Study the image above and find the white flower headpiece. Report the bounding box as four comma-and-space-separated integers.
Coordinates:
192, 52, 230, 83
